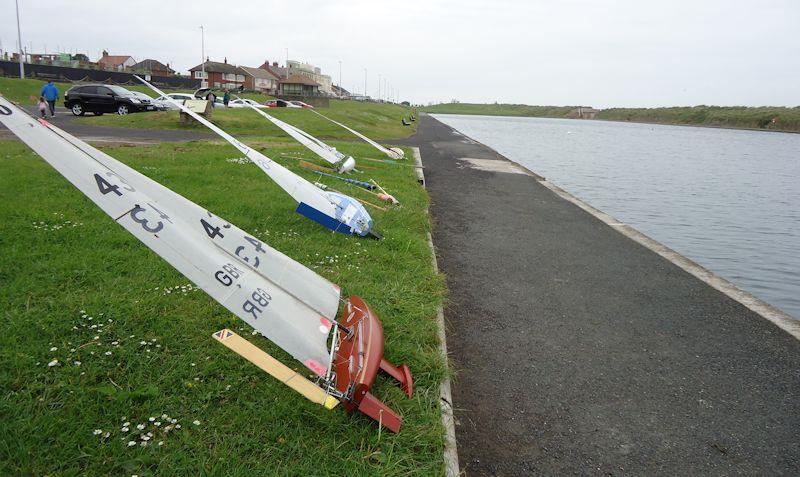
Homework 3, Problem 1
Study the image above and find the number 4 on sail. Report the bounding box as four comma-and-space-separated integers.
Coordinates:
0, 95, 413, 433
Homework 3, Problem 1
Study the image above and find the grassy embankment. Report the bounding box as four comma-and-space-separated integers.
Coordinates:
421, 102, 577, 118
422, 100, 800, 132
596, 106, 800, 132
0, 76, 271, 105
0, 133, 444, 472
0, 76, 414, 139
83, 100, 416, 140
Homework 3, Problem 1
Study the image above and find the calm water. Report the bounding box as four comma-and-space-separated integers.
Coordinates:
433, 114, 800, 319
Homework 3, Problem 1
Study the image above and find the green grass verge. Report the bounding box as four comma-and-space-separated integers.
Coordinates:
597, 106, 800, 132
0, 76, 271, 104
81, 100, 415, 140
0, 76, 415, 139
0, 138, 446, 476
421, 102, 578, 118
421, 101, 800, 132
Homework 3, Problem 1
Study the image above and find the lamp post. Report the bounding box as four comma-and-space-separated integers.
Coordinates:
338, 60, 342, 96
378, 74, 381, 102
199, 25, 205, 87
15, 0, 24, 78
364, 68, 367, 98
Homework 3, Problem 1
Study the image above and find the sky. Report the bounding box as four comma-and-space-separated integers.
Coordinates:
1, 0, 798, 108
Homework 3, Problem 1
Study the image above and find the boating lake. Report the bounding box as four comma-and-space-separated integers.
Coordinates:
433, 114, 800, 320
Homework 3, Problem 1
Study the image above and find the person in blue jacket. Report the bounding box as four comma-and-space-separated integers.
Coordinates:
40, 81, 59, 118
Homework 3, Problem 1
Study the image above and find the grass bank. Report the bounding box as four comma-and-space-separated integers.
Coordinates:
0, 138, 446, 476
421, 100, 800, 133
420, 102, 578, 118
597, 106, 800, 132
83, 100, 415, 140
0, 76, 271, 104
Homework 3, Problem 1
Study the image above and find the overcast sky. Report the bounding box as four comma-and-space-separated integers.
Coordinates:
2, 0, 798, 107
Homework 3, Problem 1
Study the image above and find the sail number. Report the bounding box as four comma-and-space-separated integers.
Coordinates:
242, 288, 272, 321
93, 173, 170, 235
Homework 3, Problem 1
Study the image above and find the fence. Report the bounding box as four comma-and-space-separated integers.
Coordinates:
0, 61, 199, 89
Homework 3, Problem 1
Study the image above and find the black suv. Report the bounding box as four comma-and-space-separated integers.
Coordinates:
64, 84, 155, 116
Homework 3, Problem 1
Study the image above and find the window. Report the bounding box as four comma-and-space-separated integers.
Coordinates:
194, 71, 207, 79
96, 86, 112, 95
78, 86, 97, 94
236, 75, 245, 82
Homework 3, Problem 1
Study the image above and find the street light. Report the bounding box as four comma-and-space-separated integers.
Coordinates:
199, 25, 205, 87
15, 0, 24, 78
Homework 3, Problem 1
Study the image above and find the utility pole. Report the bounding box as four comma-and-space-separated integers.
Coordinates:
378, 74, 381, 101
15, 0, 24, 78
338, 60, 342, 95
199, 25, 205, 87
285, 48, 289, 76
364, 68, 367, 98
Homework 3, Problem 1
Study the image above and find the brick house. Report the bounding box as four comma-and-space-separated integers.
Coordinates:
189, 58, 247, 90
97, 50, 136, 71
132, 59, 175, 77
240, 66, 280, 93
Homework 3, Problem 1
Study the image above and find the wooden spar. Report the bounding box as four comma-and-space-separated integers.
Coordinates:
213, 329, 339, 410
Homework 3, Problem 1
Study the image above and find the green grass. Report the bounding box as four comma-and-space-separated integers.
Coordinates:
0, 138, 447, 476
82, 100, 416, 140
597, 106, 800, 132
0, 76, 273, 105
421, 102, 578, 118
421, 101, 800, 133
0, 76, 414, 139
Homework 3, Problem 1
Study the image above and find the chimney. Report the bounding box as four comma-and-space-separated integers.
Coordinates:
273, 61, 278, 67
224, 57, 227, 64
102, 49, 108, 57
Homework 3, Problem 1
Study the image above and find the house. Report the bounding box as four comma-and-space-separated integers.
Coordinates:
98, 50, 136, 71
278, 74, 320, 96
240, 66, 280, 93
286, 60, 333, 94
132, 59, 175, 77
189, 59, 247, 90
259, 60, 288, 79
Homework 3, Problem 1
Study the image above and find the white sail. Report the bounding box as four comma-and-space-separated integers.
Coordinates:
310, 109, 405, 159
0, 95, 337, 375
134, 76, 372, 236
236, 100, 355, 171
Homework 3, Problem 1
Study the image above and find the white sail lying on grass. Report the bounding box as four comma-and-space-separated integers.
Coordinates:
236, 99, 356, 173
310, 109, 405, 160
134, 76, 373, 237
0, 95, 338, 376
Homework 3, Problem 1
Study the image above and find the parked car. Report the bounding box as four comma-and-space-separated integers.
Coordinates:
265, 99, 301, 108
229, 98, 265, 108
289, 100, 314, 109
131, 91, 169, 111
154, 93, 194, 109
64, 84, 155, 116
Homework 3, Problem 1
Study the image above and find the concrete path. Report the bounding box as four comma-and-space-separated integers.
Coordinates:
403, 115, 800, 475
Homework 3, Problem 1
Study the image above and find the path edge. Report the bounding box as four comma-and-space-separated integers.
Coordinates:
413, 146, 460, 477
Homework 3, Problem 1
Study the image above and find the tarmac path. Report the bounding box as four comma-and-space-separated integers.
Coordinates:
398, 115, 800, 476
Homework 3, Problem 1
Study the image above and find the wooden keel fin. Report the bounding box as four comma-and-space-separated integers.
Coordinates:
212, 329, 339, 410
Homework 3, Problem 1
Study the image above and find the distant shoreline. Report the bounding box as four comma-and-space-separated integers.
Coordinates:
422, 103, 800, 134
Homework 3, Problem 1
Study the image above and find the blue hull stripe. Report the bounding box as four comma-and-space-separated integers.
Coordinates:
296, 202, 353, 235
